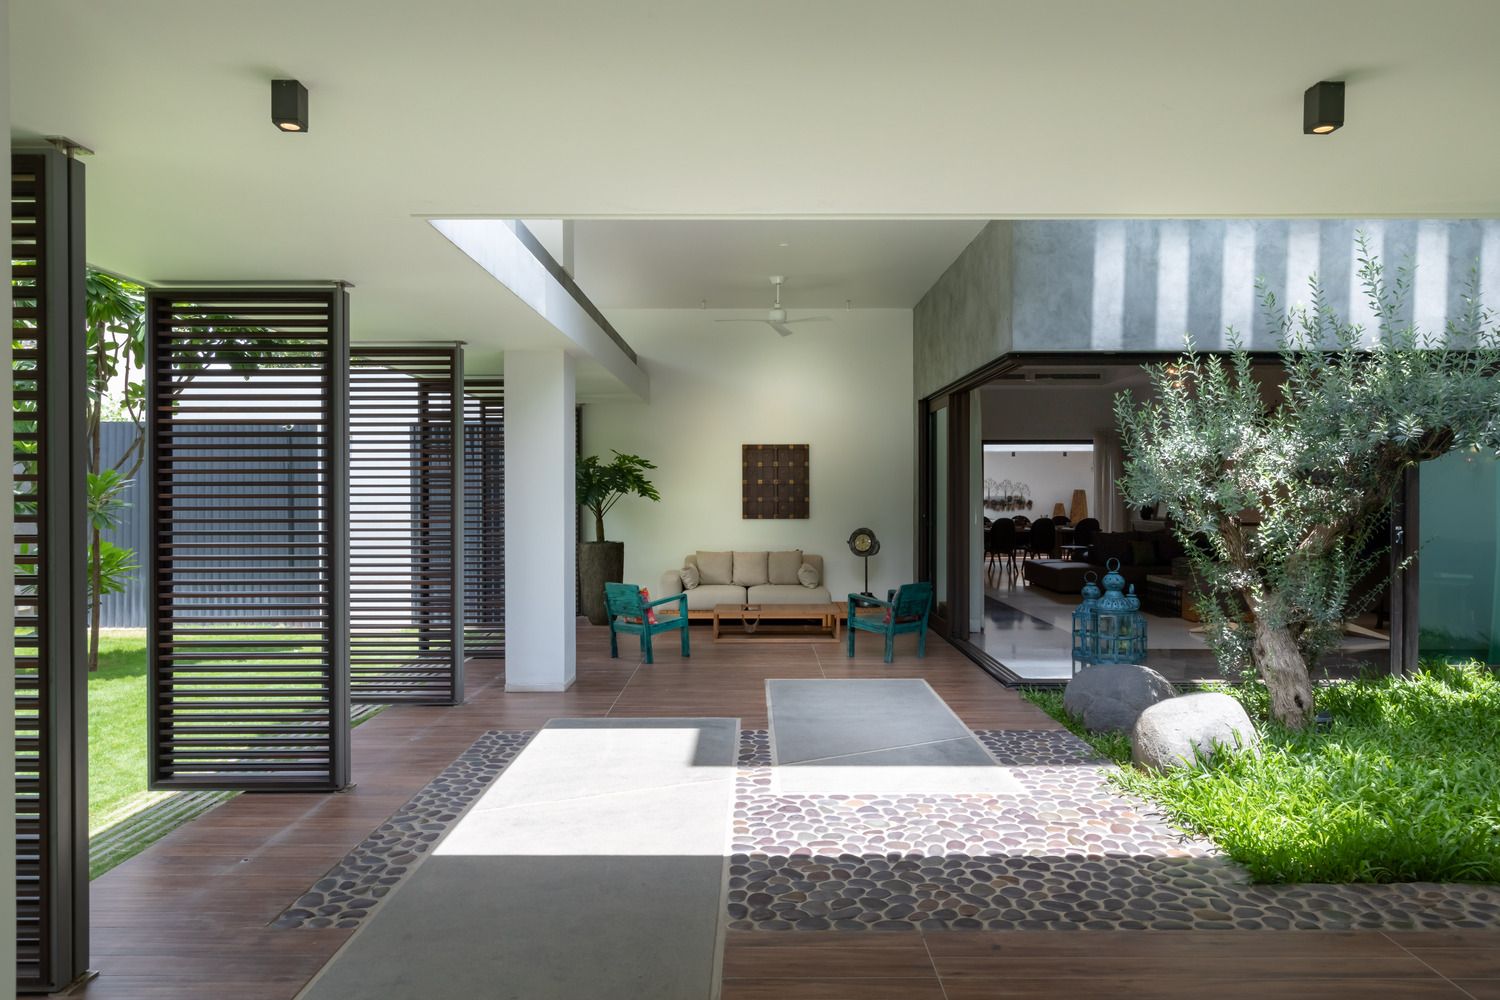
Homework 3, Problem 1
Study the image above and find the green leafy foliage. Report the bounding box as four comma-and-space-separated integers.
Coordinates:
1025, 664, 1500, 884
85, 270, 146, 425
88, 541, 139, 600
576, 450, 661, 541
1114, 236, 1500, 723
1019, 687, 1133, 765
87, 468, 131, 531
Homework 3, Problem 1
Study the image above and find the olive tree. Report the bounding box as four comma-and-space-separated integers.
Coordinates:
1115, 238, 1500, 727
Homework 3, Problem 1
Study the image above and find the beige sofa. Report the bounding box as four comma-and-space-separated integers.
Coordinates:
658, 550, 831, 618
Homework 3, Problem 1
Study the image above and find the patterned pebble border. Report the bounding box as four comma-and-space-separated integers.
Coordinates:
275, 726, 1500, 934
730, 728, 1500, 932
272, 730, 535, 930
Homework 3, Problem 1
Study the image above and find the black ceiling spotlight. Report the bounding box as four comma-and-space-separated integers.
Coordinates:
272, 79, 309, 133
1303, 80, 1344, 135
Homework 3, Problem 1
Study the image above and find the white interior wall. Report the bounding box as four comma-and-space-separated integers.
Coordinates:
582, 309, 915, 601
982, 449, 1094, 521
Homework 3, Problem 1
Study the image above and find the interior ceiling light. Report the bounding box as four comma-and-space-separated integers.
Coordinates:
272, 79, 309, 133
1303, 80, 1344, 135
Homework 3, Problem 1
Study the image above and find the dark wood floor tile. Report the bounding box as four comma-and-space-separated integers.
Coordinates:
721, 978, 946, 999
940, 978, 1469, 999
1385, 930, 1500, 949
925, 929, 1415, 961
722, 931, 937, 980
1454, 982, 1500, 999
1403, 948, 1500, 979
931, 954, 1433, 982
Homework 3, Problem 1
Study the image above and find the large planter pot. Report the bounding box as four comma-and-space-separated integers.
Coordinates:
578, 541, 625, 626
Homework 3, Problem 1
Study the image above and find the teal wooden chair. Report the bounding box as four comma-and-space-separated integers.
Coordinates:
604, 582, 689, 664
847, 582, 934, 663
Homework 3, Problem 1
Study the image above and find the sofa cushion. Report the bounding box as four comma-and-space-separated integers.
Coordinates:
768, 549, 803, 586
1129, 540, 1155, 567
733, 551, 770, 587
679, 564, 701, 589
797, 561, 821, 588
696, 550, 733, 585
747, 583, 833, 605
684, 584, 747, 612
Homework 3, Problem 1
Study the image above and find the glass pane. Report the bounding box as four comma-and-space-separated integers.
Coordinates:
1418, 449, 1500, 664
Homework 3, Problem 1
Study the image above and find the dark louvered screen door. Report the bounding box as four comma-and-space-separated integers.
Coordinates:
463, 378, 504, 657
13, 150, 89, 993
349, 346, 464, 704
147, 288, 350, 791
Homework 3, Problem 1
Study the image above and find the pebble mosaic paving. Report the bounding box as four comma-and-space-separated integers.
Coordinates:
729, 728, 1500, 932
276, 726, 1499, 934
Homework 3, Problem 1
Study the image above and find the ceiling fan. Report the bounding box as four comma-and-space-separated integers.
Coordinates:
715, 276, 831, 337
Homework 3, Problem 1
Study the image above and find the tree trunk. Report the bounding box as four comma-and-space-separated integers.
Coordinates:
89, 528, 102, 672
594, 511, 606, 543
89, 335, 104, 672
1252, 612, 1314, 729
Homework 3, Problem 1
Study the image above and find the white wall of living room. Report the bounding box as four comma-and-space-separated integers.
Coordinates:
582, 308, 915, 603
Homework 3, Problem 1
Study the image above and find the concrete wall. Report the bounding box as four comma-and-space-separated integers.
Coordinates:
583, 309, 915, 601
915, 218, 1500, 396
913, 221, 1012, 398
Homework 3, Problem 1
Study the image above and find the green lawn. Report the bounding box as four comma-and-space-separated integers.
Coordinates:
1023, 661, 1500, 885
89, 629, 157, 833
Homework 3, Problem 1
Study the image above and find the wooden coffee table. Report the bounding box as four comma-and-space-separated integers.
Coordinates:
711, 603, 842, 643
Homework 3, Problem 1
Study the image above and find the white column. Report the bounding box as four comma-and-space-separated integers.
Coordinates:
504, 350, 577, 690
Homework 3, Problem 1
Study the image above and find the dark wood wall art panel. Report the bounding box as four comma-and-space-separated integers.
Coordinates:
742, 443, 810, 519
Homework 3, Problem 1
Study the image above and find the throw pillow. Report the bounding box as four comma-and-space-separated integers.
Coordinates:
767, 549, 803, 585
1129, 540, 1155, 566
733, 551, 770, 587
623, 587, 658, 625
680, 565, 701, 590
696, 550, 732, 585
797, 561, 821, 588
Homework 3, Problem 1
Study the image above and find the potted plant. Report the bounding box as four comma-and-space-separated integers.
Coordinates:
576, 450, 661, 625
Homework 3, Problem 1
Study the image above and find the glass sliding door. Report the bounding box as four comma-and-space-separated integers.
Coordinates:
931, 404, 949, 625
921, 394, 969, 641
1418, 449, 1500, 665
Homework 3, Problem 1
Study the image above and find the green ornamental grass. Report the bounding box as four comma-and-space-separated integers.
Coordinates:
1024, 662, 1500, 885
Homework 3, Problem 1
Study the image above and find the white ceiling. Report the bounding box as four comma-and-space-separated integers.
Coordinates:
10, 1, 1500, 391
532, 219, 985, 308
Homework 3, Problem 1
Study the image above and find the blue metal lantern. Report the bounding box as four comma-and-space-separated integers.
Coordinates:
1090, 558, 1148, 665
1071, 571, 1102, 674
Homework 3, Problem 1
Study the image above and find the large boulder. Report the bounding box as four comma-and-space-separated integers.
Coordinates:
1131, 692, 1260, 771
1063, 663, 1176, 732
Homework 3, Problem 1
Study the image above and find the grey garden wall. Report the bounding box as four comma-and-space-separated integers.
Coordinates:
915, 218, 1500, 399
94, 422, 324, 628
97, 422, 147, 628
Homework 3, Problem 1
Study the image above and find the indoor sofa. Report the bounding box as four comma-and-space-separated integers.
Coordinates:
658, 550, 832, 618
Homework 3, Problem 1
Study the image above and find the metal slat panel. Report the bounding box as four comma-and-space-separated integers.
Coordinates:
13, 149, 89, 994
348, 347, 464, 704
147, 288, 350, 792
462, 378, 504, 657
